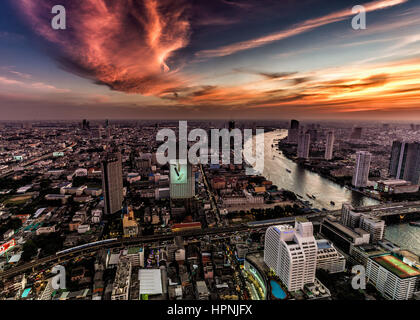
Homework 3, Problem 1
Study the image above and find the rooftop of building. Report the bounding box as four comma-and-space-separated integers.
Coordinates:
372, 254, 420, 278
316, 239, 332, 250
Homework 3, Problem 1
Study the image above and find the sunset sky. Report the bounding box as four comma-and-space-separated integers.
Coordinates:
0, 0, 419, 120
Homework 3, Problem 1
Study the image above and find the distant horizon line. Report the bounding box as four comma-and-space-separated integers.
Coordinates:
1, 118, 419, 124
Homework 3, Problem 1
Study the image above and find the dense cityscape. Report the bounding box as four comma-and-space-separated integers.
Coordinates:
0, 0, 420, 311
1, 119, 420, 301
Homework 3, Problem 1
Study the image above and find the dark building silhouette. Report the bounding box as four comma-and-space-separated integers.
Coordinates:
389, 141, 420, 185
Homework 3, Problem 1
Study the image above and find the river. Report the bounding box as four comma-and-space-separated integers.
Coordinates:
245, 129, 379, 210
244, 129, 420, 254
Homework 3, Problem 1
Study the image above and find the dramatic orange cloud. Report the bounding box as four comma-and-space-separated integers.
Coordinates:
165, 56, 420, 115
17, 0, 192, 95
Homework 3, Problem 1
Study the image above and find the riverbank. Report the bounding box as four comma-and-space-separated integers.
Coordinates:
275, 135, 382, 202
246, 130, 379, 210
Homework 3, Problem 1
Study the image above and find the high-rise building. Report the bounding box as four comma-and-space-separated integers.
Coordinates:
287, 119, 299, 143
169, 160, 195, 199
350, 127, 362, 139
325, 131, 334, 160
264, 221, 317, 292
352, 151, 371, 187
101, 152, 123, 215
359, 215, 385, 243
389, 141, 420, 185
340, 203, 385, 243
297, 132, 310, 159
341, 203, 360, 228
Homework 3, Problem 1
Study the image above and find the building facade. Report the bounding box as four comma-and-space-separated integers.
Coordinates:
316, 240, 346, 274
297, 132, 311, 159
352, 151, 371, 187
101, 152, 123, 215
389, 141, 420, 185
325, 131, 334, 160
366, 254, 420, 300
264, 221, 317, 292
287, 120, 299, 144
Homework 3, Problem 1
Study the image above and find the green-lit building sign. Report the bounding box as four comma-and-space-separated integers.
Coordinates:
53, 152, 64, 157
170, 161, 187, 184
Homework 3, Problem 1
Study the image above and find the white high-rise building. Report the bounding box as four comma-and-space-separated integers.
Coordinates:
264, 221, 318, 292
341, 203, 361, 228
352, 151, 371, 187
359, 215, 385, 243
325, 131, 334, 160
297, 132, 311, 159
341, 203, 385, 243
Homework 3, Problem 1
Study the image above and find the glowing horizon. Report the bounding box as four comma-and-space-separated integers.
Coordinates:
0, 0, 419, 120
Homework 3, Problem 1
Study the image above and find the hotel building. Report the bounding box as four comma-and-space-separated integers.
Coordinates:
264, 221, 317, 292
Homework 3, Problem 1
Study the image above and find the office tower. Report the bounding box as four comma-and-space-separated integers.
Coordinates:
341, 203, 360, 228
264, 221, 317, 292
297, 132, 310, 159
101, 152, 123, 214
352, 151, 371, 187
170, 160, 195, 199
389, 141, 420, 185
325, 131, 334, 160
350, 127, 362, 139
287, 119, 299, 143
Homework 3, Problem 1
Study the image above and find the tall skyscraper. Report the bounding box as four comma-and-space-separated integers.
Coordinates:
287, 119, 299, 143
352, 151, 371, 187
264, 221, 318, 292
101, 152, 123, 214
170, 160, 195, 199
389, 141, 420, 185
325, 131, 334, 160
297, 131, 310, 159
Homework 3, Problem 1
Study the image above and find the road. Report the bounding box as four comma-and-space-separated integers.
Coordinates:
0, 210, 334, 281
199, 163, 222, 226
0, 143, 76, 179
3, 199, 420, 281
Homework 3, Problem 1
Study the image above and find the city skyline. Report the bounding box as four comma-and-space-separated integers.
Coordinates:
0, 0, 419, 120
